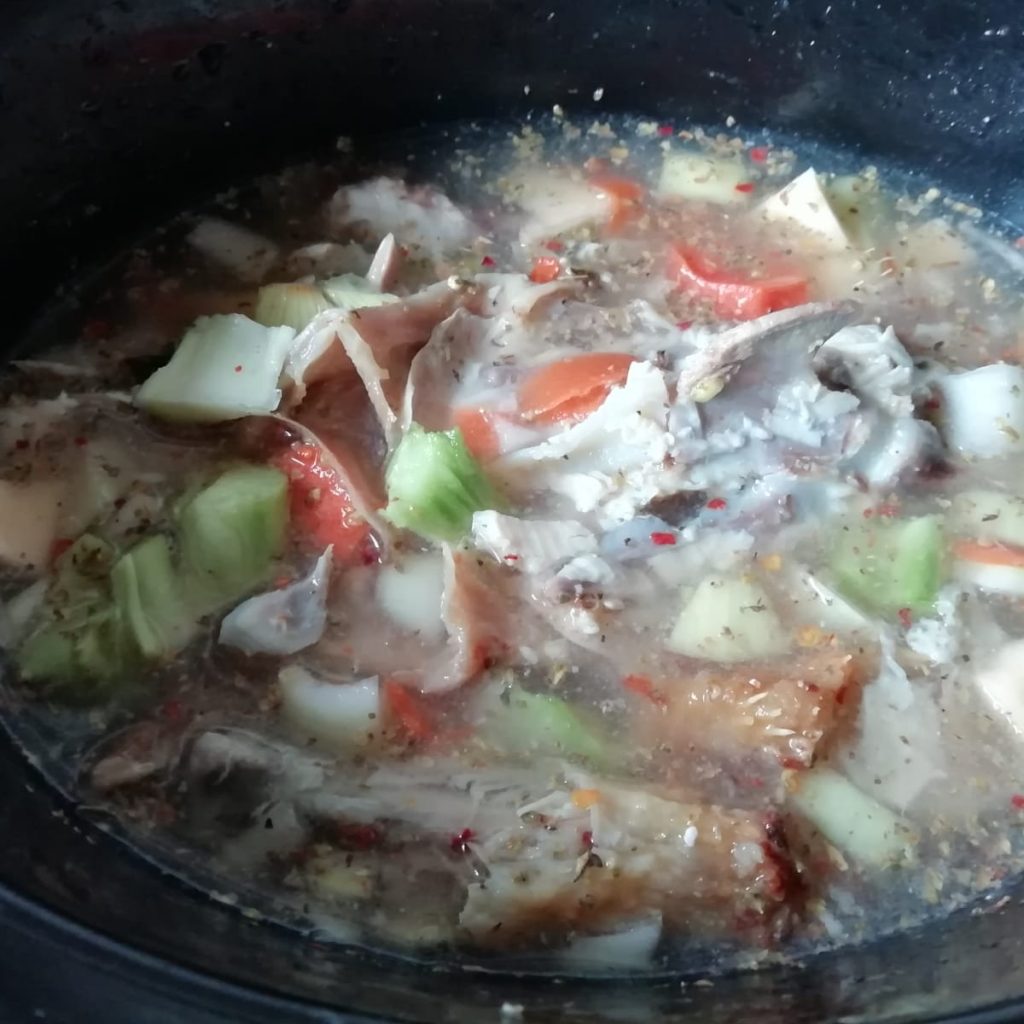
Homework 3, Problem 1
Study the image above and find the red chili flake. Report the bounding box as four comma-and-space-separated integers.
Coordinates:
13, 439, 28, 450
358, 536, 382, 567
480, 255, 496, 267
780, 756, 805, 770
504, 553, 520, 562
544, 239, 565, 253
623, 673, 668, 708
897, 607, 913, 629
650, 531, 676, 546
73, 436, 88, 447
706, 497, 727, 511
82, 318, 112, 342
877, 503, 899, 517
657, 124, 674, 137
734, 182, 755, 194
924, 395, 942, 411
1012, 794, 1024, 810
749, 146, 769, 163
49, 538, 73, 563
805, 682, 820, 693
450, 828, 476, 854
337, 823, 381, 850
581, 829, 594, 849
160, 699, 186, 724
676, 320, 693, 330
234, 364, 243, 373
862, 508, 874, 519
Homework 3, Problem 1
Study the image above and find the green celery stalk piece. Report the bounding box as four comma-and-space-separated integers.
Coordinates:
320, 274, 399, 311
178, 464, 288, 608
17, 626, 79, 683
831, 514, 945, 613
384, 425, 498, 541
485, 685, 609, 764
111, 534, 195, 660
136, 314, 296, 423
252, 283, 334, 332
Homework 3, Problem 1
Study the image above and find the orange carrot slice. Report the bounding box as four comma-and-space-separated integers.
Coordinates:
952, 538, 1024, 568
451, 407, 502, 461
570, 788, 601, 809
589, 173, 645, 233
529, 255, 562, 284
383, 680, 435, 743
667, 243, 809, 321
270, 442, 371, 563
519, 352, 636, 425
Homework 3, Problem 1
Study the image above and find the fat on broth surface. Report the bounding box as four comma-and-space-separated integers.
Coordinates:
3, 114, 1024, 973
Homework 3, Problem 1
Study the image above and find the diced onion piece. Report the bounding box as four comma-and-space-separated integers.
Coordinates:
560, 915, 662, 970
787, 567, 872, 635
136, 314, 296, 423
950, 489, 1024, 548
758, 169, 851, 253
471, 511, 597, 574
954, 557, 1024, 596
936, 363, 1024, 459
822, 174, 886, 247
789, 768, 912, 866
279, 666, 380, 750
976, 639, 1024, 735
375, 551, 446, 640
253, 283, 334, 332
657, 151, 748, 205
516, 173, 612, 244
284, 241, 371, 278
667, 575, 789, 662
187, 218, 280, 283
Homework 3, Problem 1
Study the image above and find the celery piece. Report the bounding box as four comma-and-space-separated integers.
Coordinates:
73, 606, 136, 685
136, 314, 296, 423
789, 768, 912, 867
55, 533, 117, 585
483, 685, 608, 764
384, 425, 497, 541
17, 626, 79, 682
111, 534, 195, 660
18, 564, 137, 691
320, 273, 399, 311
667, 575, 789, 662
831, 514, 944, 614
253, 283, 334, 333
17, 530, 195, 694
178, 465, 288, 606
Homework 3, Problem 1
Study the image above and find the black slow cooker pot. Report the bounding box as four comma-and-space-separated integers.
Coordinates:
2, 2, 1024, 1021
